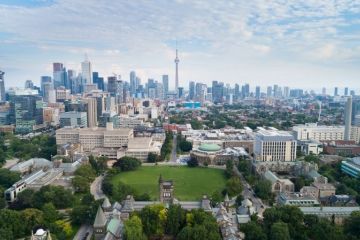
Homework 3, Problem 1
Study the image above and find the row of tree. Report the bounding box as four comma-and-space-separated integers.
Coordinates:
124, 204, 221, 240
241, 206, 360, 240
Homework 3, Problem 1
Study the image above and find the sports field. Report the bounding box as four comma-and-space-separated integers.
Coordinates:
111, 166, 226, 201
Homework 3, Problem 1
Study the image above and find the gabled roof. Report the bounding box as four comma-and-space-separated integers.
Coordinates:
102, 197, 111, 208
94, 206, 107, 227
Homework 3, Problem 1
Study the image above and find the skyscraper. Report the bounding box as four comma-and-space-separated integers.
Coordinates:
189, 81, 195, 100
234, 84, 240, 99
93, 72, 104, 91
284, 86, 290, 98
81, 56, 92, 84
345, 87, 349, 96
25, 80, 34, 89
255, 86, 261, 99
267, 86, 272, 97
212, 81, 224, 104
345, 96, 352, 141
107, 76, 117, 96
53, 63, 67, 88
322, 87, 326, 96
130, 71, 136, 97
175, 48, 179, 93
334, 87, 338, 96
0, 70, 5, 102
40, 76, 52, 96
162, 75, 169, 98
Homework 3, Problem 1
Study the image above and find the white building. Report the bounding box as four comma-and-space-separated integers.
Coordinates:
81, 58, 92, 84
254, 128, 296, 162
125, 137, 161, 161
292, 123, 345, 141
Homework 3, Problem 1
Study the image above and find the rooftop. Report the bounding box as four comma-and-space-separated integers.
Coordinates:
198, 143, 222, 152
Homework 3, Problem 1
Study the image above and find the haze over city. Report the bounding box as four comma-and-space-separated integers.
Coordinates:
1, 0, 360, 90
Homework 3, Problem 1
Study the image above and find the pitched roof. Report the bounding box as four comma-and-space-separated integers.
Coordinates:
94, 206, 107, 227
102, 197, 111, 208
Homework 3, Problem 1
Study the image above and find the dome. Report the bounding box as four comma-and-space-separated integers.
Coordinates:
198, 143, 221, 152
35, 229, 45, 236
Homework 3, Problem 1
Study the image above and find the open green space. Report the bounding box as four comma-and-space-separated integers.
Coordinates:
111, 166, 227, 201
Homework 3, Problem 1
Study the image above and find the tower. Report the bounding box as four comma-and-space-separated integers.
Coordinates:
0, 70, 5, 102
159, 175, 174, 204
345, 96, 352, 141
81, 54, 92, 85
175, 48, 179, 95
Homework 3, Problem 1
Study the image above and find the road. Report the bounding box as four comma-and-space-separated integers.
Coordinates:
90, 176, 105, 200
233, 165, 268, 216
170, 134, 177, 162
73, 224, 92, 240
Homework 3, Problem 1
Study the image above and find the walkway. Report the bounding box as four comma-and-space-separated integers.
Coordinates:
90, 176, 105, 200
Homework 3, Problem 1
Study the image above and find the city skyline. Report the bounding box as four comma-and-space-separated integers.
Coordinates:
1, 1, 360, 89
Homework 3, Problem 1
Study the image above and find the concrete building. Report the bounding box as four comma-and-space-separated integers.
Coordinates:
125, 137, 161, 162
263, 170, 294, 193
292, 123, 345, 141
254, 128, 296, 162
341, 157, 360, 178
59, 111, 87, 128
299, 206, 360, 224
345, 96, 352, 141
86, 97, 98, 127
278, 192, 320, 206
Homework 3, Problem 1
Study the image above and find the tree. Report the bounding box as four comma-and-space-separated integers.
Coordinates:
12, 189, 35, 210
254, 179, 272, 200
139, 204, 165, 236
113, 182, 136, 202
179, 140, 192, 152
344, 211, 360, 238
124, 216, 147, 240
147, 153, 160, 163
177, 226, 193, 240
113, 156, 141, 171
270, 222, 290, 240
166, 204, 186, 236
211, 191, 223, 207
33, 185, 74, 209
0, 209, 25, 239
240, 221, 267, 240
0, 169, 21, 188
225, 176, 243, 197
225, 160, 234, 178
42, 203, 58, 224
89, 155, 108, 174
72, 175, 91, 193
187, 157, 198, 168
21, 208, 44, 233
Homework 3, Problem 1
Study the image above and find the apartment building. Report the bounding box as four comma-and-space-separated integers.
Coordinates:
292, 123, 345, 141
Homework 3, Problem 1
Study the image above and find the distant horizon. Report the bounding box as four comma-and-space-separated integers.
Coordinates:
1, 1, 360, 90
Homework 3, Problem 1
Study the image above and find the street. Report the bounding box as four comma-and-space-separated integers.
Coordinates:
73, 224, 92, 240
90, 176, 105, 200
170, 134, 177, 162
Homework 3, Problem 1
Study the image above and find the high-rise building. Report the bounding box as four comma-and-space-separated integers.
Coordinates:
267, 86, 272, 97
289, 89, 304, 98
9, 91, 43, 134
334, 87, 338, 96
284, 87, 290, 98
195, 83, 207, 103
59, 111, 88, 128
345, 87, 349, 96
115, 80, 124, 104
273, 84, 279, 98
345, 96, 352, 141
0, 70, 6, 102
155, 82, 164, 100
174, 49, 179, 93
242, 84, 250, 98
234, 84, 240, 99
40, 76, 52, 96
255, 86, 261, 99
162, 75, 169, 98
81, 57, 92, 85
130, 71, 136, 97
42, 82, 53, 103
53, 63, 67, 88
322, 87, 326, 96
86, 98, 98, 128
25, 80, 34, 89
212, 81, 224, 104
178, 87, 184, 99
93, 72, 104, 91
189, 81, 195, 100
107, 76, 117, 96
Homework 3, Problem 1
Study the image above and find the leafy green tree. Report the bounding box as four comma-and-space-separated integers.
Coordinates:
124, 215, 147, 240
33, 185, 74, 209
166, 204, 186, 236
211, 191, 223, 207
240, 221, 267, 240
179, 140, 192, 152
177, 226, 193, 240
139, 204, 165, 236
192, 225, 207, 239
0, 169, 21, 188
225, 160, 234, 178
113, 182, 136, 202
187, 157, 199, 167
0, 209, 25, 239
21, 208, 44, 233
254, 179, 272, 200
113, 156, 141, 171
344, 211, 360, 238
270, 222, 290, 240
226, 176, 243, 197
12, 189, 35, 210
42, 203, 58, 224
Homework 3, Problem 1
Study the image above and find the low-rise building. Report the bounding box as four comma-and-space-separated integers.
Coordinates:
341, 157, 360, 178
299, 206, 360, 224
278, 192, 320, 206
125, 137, 161, 161
263, 170, 294, 193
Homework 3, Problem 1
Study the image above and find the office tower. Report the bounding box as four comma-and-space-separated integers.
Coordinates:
344, 96, 352, 141
267, 86, 272, 97
93, 72, 104, 91
273, 84, 279, 98
322, 87, 326, 96
255, 86, 261, 99
234, 84, 240, 99
107, 76, 117, 96
130, 71, 136, 96
189, 81, 195, 100
42, 82, 53, 102
53, 63, 67, 88
40, 76, 52, 96
9, 92, 43, 134
334, 87, 338, 96
178, 87, 184, 98
212, 81, 224, 104
86, 98, 98, 128
116, 79, 124, 104
81, 56, 92, 84
25, 80, 34, 89
289, 89, 304, 98
195, 83, 207, 103
345, 87, 349, 96
174, 48, 179, 93
350, 90, 355, 96
284, 86, 290, 98
243, 84, 250, 98
162, 75, 169, 98
155, 82, 164, 100
0, 70, 5, 102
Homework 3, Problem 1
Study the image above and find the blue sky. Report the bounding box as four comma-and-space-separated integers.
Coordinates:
1, 0, 360, 92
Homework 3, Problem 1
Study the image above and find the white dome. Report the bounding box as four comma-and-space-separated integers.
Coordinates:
35, 229, 46, 236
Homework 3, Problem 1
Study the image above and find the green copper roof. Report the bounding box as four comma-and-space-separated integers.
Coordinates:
107, 218, 122, 236
198, 143, 221, 152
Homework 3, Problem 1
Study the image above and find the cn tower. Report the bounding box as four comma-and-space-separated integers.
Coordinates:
174, 48, 179, 94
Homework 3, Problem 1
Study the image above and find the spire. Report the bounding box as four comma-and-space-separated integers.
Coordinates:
94, 206, 107, 227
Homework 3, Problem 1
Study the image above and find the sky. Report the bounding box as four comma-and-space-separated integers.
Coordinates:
1, 0, 360, 92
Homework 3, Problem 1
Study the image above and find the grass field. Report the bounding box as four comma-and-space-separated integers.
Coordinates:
111, 166, 227, 201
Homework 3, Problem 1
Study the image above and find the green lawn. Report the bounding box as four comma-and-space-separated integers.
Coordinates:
111, 166, 227, 201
